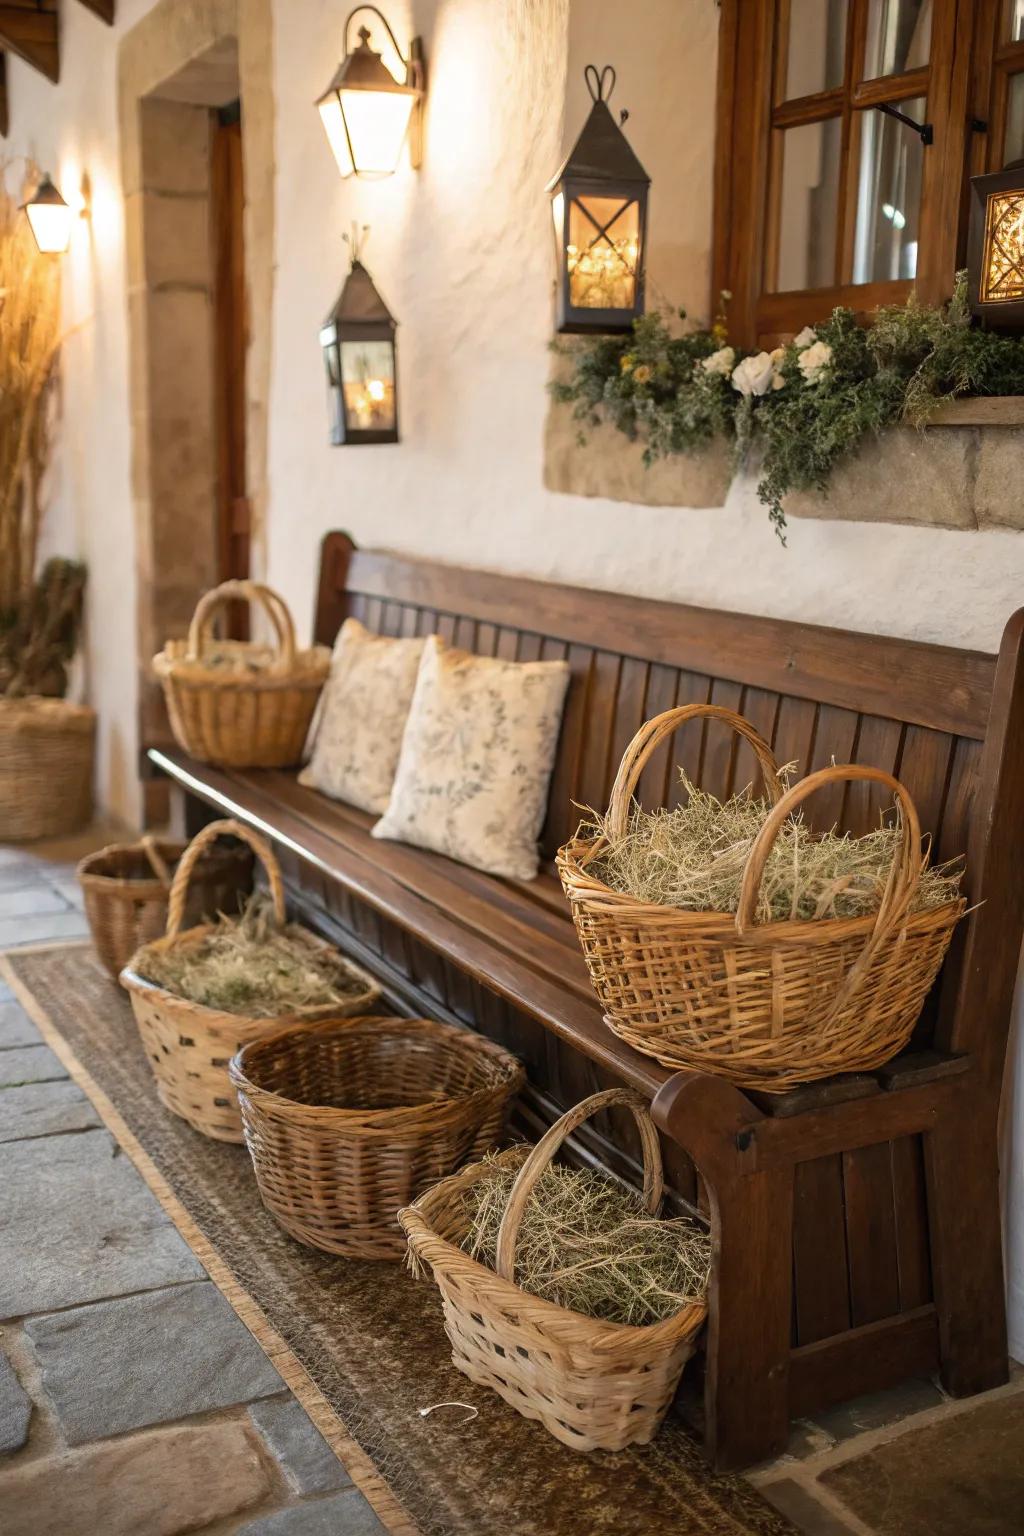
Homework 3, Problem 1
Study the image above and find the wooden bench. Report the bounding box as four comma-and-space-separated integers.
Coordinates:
152, 531, 1024, 1469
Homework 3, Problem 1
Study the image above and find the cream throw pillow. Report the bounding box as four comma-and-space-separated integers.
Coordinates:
372, 636, 570, 880
299, 618, 425, 814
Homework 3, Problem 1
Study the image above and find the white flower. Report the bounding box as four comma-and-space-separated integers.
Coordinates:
731, 351, 777, 397
769, 346, 787, 390
793, 326, 818, 350
797, 339, 833, 385
701, 345, 735, 377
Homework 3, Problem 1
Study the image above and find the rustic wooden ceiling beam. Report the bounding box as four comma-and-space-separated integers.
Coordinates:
75, 0, 114, 22
0, 3, 60, 84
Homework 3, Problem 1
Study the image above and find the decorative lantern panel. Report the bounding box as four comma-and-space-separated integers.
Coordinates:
968, 160, 1024, 330
547, 67, 649, 334
320, 259, 399, 446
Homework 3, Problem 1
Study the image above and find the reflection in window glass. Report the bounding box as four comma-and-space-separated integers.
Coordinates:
852, 98, 925, 283
864, 0, 932, 79
774, 117, 842, 291
1006, 73, 1024, 163
784, 0, 848, 100
1006, 0, 1024, 43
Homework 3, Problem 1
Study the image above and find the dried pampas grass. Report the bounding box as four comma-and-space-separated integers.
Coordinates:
583, 772, 962, 923
460, 1156, 712, 1327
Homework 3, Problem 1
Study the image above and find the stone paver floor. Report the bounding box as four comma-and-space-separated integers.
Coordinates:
1, 827, 1022, 1535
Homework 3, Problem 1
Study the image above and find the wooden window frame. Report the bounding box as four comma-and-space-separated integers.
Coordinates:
714, 0, 975, 346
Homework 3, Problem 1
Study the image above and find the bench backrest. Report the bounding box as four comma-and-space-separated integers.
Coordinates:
315, 532, 1024, 1085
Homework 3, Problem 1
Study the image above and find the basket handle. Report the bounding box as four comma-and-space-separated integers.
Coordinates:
164, 818, 284, 939
140, 834, 172, 888
494, 1089, 663, 1286
186, 581, 297, 669
606, 705, 783, 844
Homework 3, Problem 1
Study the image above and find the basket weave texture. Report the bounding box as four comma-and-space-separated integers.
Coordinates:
120, 819, 380, 1142
78, 835, 254, 980
0, 697, 95, 842
557, 705, 966, 1092
399, 1088, 707, 1452
154, 581, 330, 768
230, 1015, 525, 1260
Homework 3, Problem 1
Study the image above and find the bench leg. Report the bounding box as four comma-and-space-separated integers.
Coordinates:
924, 1094, 1009, 1398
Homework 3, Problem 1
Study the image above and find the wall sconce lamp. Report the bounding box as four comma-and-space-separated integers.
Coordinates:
547, 66, 650, 334
967, 158, 1024, 331
22, 173, 76, 255
320, 227, 399, 445
317, 6, 425, 179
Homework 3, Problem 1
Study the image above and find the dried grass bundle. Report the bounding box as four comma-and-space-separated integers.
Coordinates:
584, 772, 962, 922
460, 1156, 712, 1326
136, 895, 369, 1017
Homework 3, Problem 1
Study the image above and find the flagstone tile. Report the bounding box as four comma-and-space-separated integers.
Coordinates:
0, 1080, 99, 1144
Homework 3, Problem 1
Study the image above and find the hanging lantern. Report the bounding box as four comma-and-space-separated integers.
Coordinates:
22, 174, 74, 255
320, 240, 398, 446
967, 159, 1024, 330
547, 65, 650, 334
316, 6, 425, 180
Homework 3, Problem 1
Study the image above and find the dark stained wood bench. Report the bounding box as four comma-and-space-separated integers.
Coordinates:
152, 531, 1024, 1470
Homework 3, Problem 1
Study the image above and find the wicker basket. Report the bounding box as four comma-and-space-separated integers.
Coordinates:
230, 1015, 525, 1259
120, 819, 380, 1142
78, 835, 254, 980
557, 705, 966, 1092
399, 1088, 707, 1452
0, 697, 95, 842
153, 581, 330, 768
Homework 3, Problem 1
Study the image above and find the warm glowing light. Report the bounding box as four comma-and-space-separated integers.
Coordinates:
341, 341, 395, 432
23, 175, 74, 255
317, 16, 423, 180
981, 190, 1024, 304
565, 195, 640, 311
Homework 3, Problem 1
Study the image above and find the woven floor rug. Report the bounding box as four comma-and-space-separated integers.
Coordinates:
3, 943, 795, 1536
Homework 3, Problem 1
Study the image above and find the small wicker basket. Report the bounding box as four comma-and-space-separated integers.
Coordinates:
120, 819, 380, 1142
400, 1088, 708, 1452
0, 697, 95, 842
154, 581, 330, 768
230, 1015, 525, 1259
557, 704, 966, 1092
78, 835, 254, 980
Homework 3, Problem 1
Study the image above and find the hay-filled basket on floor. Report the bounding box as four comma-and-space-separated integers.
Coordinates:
230, 1015, 525, 1260
399, 1088, 709, 1452
154, 580, 330, 768
120, 819, 379, 1142
557, 704, 967, 1092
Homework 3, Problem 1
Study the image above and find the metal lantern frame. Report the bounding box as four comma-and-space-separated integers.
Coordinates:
22, 173, 73, 255
316, 4, 426, 179
547, 65, 650, 335
967, 158, 1024, 331
320, 257, 399, 447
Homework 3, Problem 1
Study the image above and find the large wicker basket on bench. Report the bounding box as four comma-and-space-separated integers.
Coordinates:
557, 704, 966, 1092
400, 1088, 708, 1452
120, 819, 379, 1141
154, 581, 330, 768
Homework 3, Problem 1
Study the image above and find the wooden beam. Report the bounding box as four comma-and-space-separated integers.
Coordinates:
75, 0, 114, 22
0, 3, 59, 84
0, 53, 8, 139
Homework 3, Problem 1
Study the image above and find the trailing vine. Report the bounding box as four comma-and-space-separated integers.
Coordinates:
550, 275, 1024, 540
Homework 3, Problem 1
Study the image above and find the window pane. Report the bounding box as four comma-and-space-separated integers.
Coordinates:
784, 0, 848, 100
773, 118, 842, 291
863, 0, 932, 80
852, 97, 925, 283
1006, 73, 1024, 163
1005, 0, 1024, 43
341, 340, 396, 433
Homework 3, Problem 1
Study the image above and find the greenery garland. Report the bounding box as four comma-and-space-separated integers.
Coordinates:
550, 275, 1024, 540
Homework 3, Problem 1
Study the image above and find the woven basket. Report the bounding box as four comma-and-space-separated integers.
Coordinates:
400, 1088, 707, 1452
120, 819, 380, 1142
78, 835, 254, 980
153, 581, 330, 768
557, 705, 966, 1092
230, 1015, 525, 1259
0, 697, 95, 842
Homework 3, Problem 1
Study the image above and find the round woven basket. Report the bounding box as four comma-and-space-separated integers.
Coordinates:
230, 1015, 524, 1260
78, 835, 254, 980
0, 697, 95, 842
120, 819, 380, 1142
557, 704, 967, 1092
400, 1088, 707, 1452
153, 581, 330, 768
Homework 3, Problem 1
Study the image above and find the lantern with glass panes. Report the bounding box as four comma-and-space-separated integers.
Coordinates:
967, 159, 1024, 332
320, 232, 398, 446
316, 6, 425, 180
547, 65, 650, 334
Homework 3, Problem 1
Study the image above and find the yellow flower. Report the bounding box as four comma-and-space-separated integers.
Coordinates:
620, 353, 636, 372
633, 364, 652, 384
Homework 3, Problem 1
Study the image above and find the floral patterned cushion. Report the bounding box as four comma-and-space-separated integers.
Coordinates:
299, 618, 426, 814
372, 636, 570, 881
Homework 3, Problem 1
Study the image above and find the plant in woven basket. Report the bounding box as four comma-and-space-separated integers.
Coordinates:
0, 557, 86, 698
